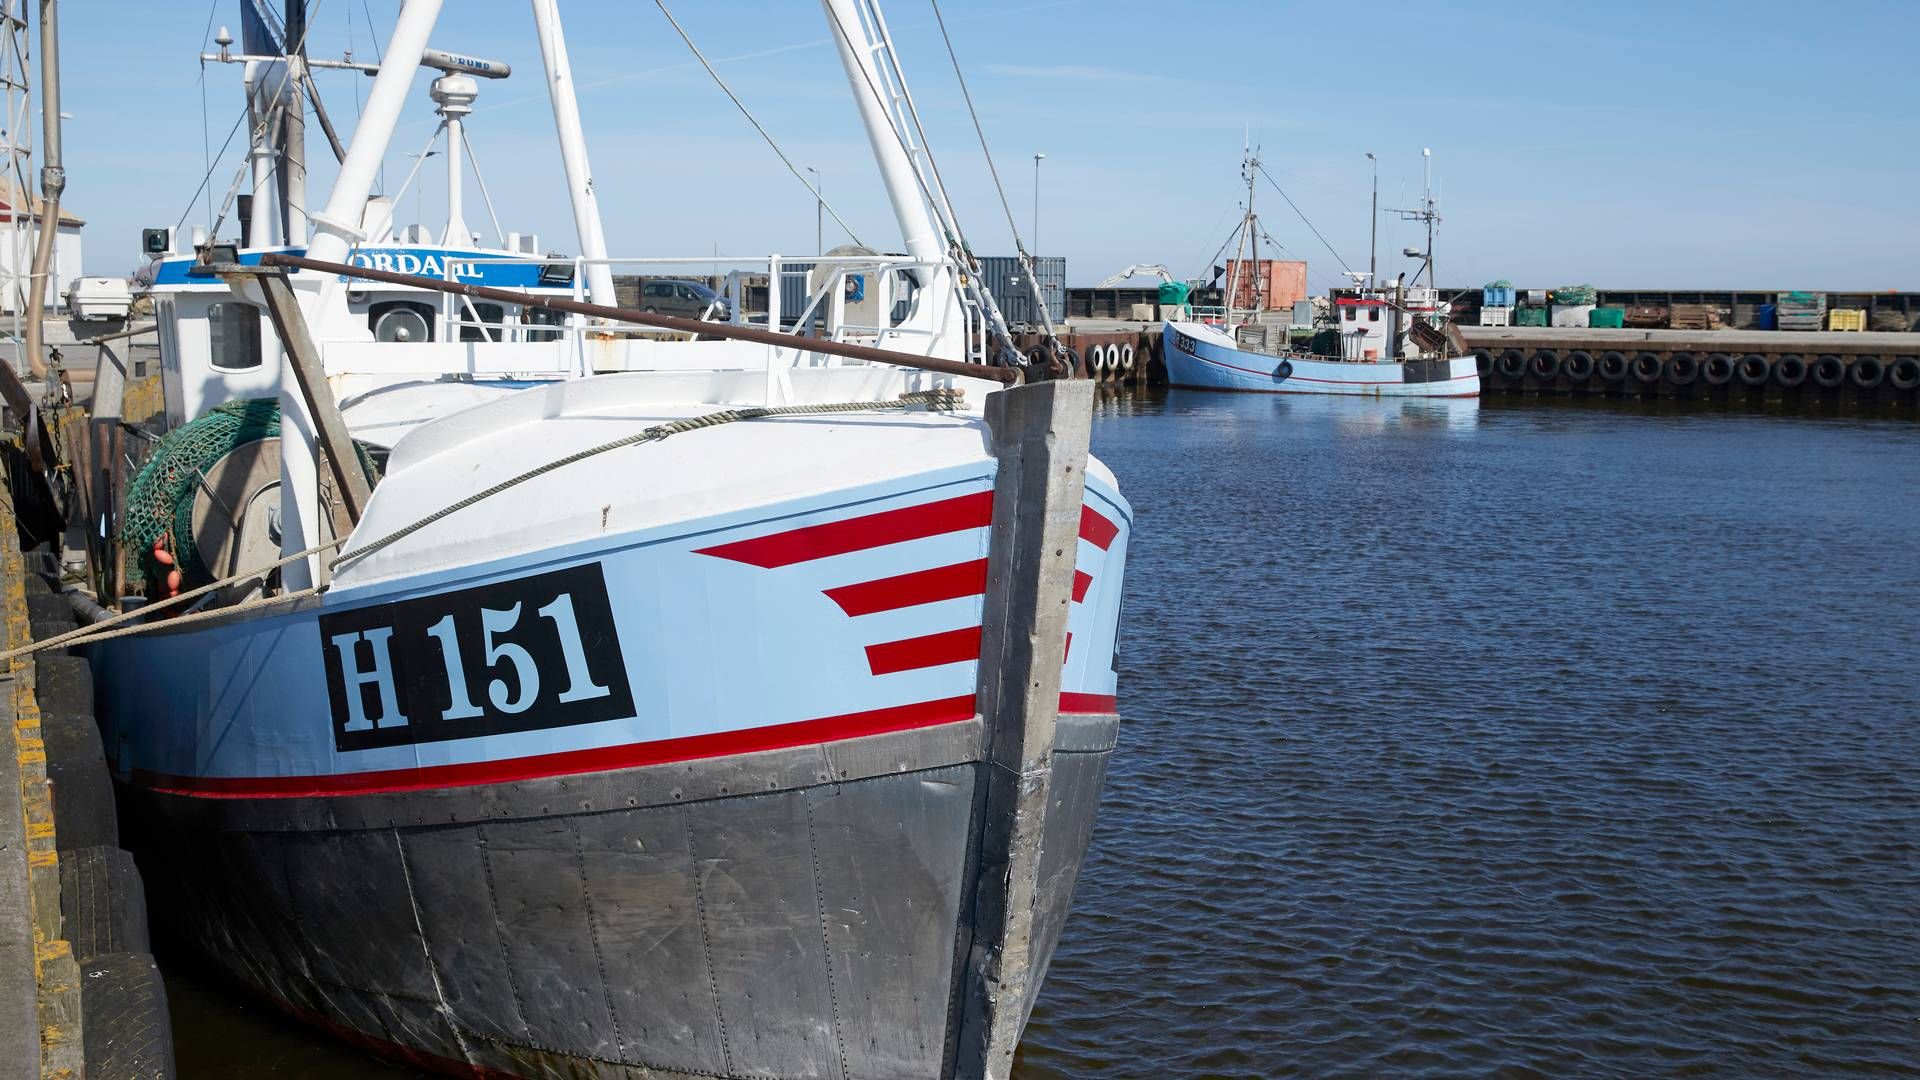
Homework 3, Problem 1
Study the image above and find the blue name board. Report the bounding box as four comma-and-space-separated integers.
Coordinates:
151, 245, 566, 290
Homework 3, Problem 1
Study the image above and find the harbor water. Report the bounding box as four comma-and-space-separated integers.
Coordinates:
166, 391, 1920, 1077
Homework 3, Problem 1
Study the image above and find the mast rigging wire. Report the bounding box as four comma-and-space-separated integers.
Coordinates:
926, 0, 1059, 339
1254, 160, 1353, 276
172, 0, 328, 239
816, 0, 967, 259
816, 0, 1025, 360
651, 0, 866, 251
198, 0, 220, 227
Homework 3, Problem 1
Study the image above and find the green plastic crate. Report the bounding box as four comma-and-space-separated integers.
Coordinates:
1515, 306, 1549, 327
1589, 307, 1626, 329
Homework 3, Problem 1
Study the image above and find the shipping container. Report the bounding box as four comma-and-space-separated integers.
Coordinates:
979, 255, 1066, 328
1222, 258, 1308, 312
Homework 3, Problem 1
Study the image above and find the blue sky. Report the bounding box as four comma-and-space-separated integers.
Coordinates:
58, 1, 1919, 289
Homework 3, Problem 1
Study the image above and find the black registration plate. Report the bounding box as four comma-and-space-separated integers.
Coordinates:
320, 563, 635, 752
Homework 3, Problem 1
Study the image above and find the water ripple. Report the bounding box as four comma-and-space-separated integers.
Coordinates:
1017, 392, 1920, 1078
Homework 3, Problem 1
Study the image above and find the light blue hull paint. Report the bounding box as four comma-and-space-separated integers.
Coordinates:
90, 470, 1131, 790
1162, 321, 1480, 397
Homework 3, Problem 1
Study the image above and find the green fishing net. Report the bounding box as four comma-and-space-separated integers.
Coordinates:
119, 399, 376, 593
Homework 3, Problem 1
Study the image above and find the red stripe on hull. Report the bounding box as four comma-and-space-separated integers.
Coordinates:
134, 692, 1118, 800
695, 490, 993, 568
1058, 692, 1118, 714
139, 696, 979, 799
865, 625, 983, 675
824, 559, 989, 616
1072, 569, 1092, 602
1079, 506, 1119, 550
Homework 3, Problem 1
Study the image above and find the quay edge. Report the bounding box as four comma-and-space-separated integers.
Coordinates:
1462, 327, 1920, 403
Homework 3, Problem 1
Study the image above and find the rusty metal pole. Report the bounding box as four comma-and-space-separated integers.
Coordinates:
957, 377, 1093, 1079
19, 0, 61, 381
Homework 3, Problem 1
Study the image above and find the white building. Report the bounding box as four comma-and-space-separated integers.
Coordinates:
0, 175, 82, 315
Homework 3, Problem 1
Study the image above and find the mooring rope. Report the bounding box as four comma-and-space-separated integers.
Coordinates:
333, 388, 959, 571
0, 390, 961, 660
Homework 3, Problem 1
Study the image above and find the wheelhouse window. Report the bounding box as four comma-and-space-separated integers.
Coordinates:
460, 302, 507, 343
1343, 307, 1356, 322
521, 305, 564, 342
207, 301, 262, 370
1367, 307, 1381, 322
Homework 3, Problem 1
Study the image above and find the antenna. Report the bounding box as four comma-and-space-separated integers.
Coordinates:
1387, 148, 1441, 288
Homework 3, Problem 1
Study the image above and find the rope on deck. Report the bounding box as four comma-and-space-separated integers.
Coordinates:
0, 388, 963, 660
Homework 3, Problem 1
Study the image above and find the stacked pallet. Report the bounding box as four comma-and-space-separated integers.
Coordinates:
1669, 303, 1722, 330
1777, 291, 1826, 331
1623, 304, 1669, 328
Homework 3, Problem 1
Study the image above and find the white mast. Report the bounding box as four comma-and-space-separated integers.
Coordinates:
276, 0, 442, 587
432, 73, 476, 245
820, 0, 943, 264
243, 59, 279, 247
530, 0, 615, 306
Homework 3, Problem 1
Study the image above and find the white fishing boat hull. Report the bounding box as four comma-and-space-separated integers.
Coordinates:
92, 371, 1132, 1078
1163, 320, 1480, 397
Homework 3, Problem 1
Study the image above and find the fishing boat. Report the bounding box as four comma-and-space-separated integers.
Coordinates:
60, 2, 1131, 1077
1162, 148, 1478, 397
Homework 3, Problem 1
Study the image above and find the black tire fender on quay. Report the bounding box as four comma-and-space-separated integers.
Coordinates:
80, 952, 177, 1078
1631, 352, 1664, 383
29, 618, 77, 655
1667, 352, 1700, 385
1812, 354, 1845, 388
1530, 349, 1562, 380
1849, 355, 1885, 389
1473, 350, 1493, 376
26, 591, 68, 624
34, 649, 118, 852
1889, 356, 1920, 391
1497, 348, 1527, 379
59, 846, 151, 961
1598, 351, 1629, 382
1702, 352, 1735, 385
1737, 353, 1771, 386
1563, 350, 1595, 381
1775, 354, 1808, 387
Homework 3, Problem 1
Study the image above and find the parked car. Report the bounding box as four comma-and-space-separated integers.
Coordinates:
639, 279, 731, 320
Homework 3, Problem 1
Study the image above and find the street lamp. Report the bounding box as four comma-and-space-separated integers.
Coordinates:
806, 166, 822, 254
1032, 152, 1046, 256
1365, 152, 1377, 290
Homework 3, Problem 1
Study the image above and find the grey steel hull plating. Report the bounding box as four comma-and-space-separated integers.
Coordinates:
129, 712, 1116, 1078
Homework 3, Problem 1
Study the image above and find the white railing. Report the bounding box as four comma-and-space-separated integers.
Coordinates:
415, 250, 970, 370
301, 246, 997, 411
